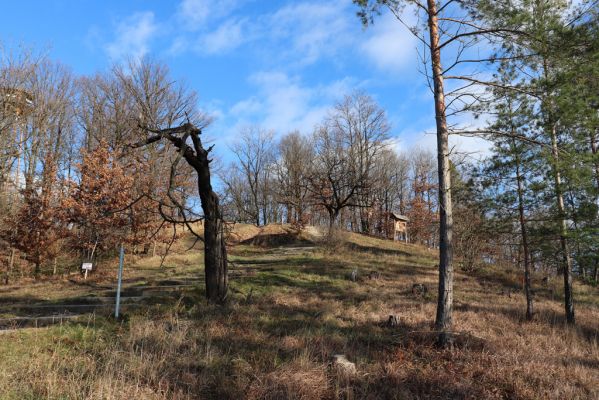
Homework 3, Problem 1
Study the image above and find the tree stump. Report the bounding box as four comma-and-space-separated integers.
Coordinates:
412, 283, 428, 296
387, 315, 399, 327
368, 271, 381, 280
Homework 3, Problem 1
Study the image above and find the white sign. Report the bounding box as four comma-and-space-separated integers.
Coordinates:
81, 263, 93, 280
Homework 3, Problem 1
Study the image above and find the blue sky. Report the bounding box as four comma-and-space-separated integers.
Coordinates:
0, 0, 490, 162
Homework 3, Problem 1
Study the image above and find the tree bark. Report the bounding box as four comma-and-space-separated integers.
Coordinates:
328, 208, 338, 232
550, 125, 575, 324
513, 138, 533, 320
191, 132, 228, 303
426, 0, 454, 345
590, 130, 599, 197
201, 192, 228, 303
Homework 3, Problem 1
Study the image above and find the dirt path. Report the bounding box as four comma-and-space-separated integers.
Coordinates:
0, 237, 319, 331
0, 279, 198, 330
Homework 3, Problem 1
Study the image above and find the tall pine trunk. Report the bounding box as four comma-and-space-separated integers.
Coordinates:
513, 138, 533, 320
540, 52, 575, 324
426, 0, 454, 345
550, 125, 575, 324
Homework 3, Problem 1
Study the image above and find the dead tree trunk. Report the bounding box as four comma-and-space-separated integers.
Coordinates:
427, 0, 454, 346
134, 123, 228, 303
196, 151, 228, 303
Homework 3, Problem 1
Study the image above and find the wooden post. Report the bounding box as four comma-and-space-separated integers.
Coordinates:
115, 244, 125, 319
8, 248, 15, 279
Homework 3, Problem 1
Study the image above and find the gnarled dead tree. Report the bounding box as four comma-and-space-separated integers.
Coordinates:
132, 122, 228, 303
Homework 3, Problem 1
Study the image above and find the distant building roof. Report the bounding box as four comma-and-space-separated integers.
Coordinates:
390, 212, 409, 222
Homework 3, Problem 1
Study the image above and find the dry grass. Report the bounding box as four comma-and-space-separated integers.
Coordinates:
0, 224, 598, 399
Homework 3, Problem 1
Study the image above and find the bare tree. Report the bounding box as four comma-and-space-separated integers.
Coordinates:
228, 126, 276, 226
335, 92, 390, 233
367, 148, 408, 238
121, 59, 228, 303
407, 147, 438, 246
309, 92, 390, 230
274, 131, 313, 225
309, 123, 360, 229
133, 122, 228, 303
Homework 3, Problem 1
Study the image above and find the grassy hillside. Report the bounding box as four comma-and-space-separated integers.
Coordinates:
0, 224, 597, 399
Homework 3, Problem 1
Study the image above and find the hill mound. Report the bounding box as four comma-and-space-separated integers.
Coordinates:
0, 223, 598, 399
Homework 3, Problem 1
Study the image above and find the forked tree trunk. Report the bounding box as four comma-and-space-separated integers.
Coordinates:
135, 122, 228, 304
426, 0, 454, 346
194, 137, 228, 303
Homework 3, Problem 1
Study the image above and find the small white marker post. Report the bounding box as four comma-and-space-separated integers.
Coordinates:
115, 244, 125, 319
81, 263, 93, 280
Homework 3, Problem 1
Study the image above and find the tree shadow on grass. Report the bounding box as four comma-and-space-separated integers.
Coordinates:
239, 272, 349, 300
194, 300, 497, 399
454, 302, 599, 344
240, 233, 313, 247
346, 242, 413, 258
363, 367, 501, 400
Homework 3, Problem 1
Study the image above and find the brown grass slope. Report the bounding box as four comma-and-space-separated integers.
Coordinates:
0, 224, 597, 399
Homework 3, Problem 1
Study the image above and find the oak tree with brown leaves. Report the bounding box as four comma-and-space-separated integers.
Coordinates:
63, 142, 133, 263
1, 155, 65, 277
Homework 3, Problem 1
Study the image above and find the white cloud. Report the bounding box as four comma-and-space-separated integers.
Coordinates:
178, 0, 210, 26
173, 0, 356, 64
168, 36, 189, 55
230, 97, 262, 116
196, 18, 246, 54
226, 71, 357, 136
449, 112, 494, 160
106, 11, 157, 60
394, 121, 492, 161
265, 1, 353, 65
449, 135, 492, 161
360, 11, 418, 73
177, 0, 242, 29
